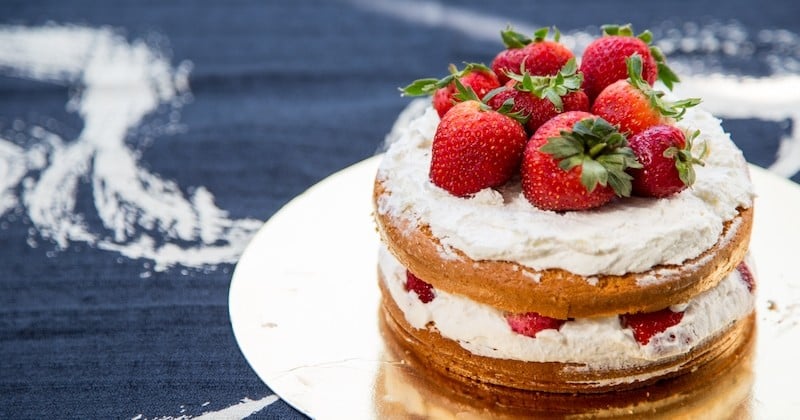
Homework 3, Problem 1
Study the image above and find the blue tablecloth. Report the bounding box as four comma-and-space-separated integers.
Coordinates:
2, 1, 799, 418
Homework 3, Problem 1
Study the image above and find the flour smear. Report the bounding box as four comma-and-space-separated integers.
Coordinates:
1, 15, 799, 273
0, 25, 262, 271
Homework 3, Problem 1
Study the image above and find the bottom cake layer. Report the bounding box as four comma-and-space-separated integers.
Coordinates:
377, 307, 756, 417
380, 289, 756, 395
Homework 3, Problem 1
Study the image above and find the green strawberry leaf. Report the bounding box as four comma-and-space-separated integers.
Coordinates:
533, 27, 549, 42
579, 159, 608, 192
452, 77, 481, 103
400, 78, 441, 96
481, 86, 506, 103
399, 62, 491, 97
506, 58, 583, 110
540, 135, 584, 158
606, 166, 635, 197
501, 26, 532, 48
540, 118, 641, 196
470, 81, 530, 125
626, 55, 701, 120
650, 46, 680, 90
666, 130, 707, 187
637, 30, 653, 44
602, 23, 634, 37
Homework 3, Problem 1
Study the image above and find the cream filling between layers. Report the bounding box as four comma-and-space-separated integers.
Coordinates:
376, 102, 754, 277
379, 246, 754, 370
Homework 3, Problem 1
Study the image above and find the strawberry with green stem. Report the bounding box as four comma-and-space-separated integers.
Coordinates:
592, 54, 701, 136
521, 111, 642, 211
486, 58, 589, 133
628, 126, 707, 197
491, 26, 574, 84
429, 80, 528, 197
401, 63, 500, 118
580, 23, 679, 101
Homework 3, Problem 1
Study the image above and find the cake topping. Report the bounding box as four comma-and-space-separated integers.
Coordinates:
591, 55, 701, 135
398, 23, 709, 212
491, 26, 574, 84
579, 23, 678, 100
628, 125, 707, 197
486, 58, 590, 133
620, 308, 685, 345
405, 270, 436, 303
429, 98, 528, 197
401, 63, 500, 118
521, 112, 641, 211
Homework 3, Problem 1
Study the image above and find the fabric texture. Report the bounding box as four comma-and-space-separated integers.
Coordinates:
1, 1, 798, 418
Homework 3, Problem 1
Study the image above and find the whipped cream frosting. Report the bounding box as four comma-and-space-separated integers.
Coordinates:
379, 246, 754, 370
376, 101, 754, 276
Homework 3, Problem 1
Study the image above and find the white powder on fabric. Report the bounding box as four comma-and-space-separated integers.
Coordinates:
0, 25, 262, 271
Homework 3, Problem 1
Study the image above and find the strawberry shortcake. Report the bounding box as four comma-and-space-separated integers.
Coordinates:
373, 24, 756, 394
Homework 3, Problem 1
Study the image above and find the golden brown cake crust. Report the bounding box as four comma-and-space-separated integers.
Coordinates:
374, 179, 753, 319
377, 303, 756, 417
379, 277, 756, 394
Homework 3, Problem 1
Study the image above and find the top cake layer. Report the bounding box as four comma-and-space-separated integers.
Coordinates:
376, 101, 754, 277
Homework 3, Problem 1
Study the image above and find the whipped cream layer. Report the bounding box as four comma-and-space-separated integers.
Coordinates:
379, 246, 754, 370
376, 101, 754, 276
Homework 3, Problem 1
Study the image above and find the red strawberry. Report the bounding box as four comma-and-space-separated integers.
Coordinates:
628, 126, 706, 197
505, 311, 565, 338
405, 270, 435, 303
592, 55, 701, 136
620, 308, 684, 345
491, 26, 574, 84
736, 262, 756, 293
401, 63, 500, 118
579, 24, 678, 101
521, 111, 641, 211
430, 99, 528, 197
486, 58, 590, 133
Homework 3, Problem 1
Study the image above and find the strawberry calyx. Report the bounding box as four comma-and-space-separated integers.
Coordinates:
664, 129, 708, 187
540, 118, 642, 196
463, 80, 530, 125
626, 54, 701, 120
505, 58, 583, 112
400, 62, 493, 97
602, 23, 680, 90
500, 25, 560, 49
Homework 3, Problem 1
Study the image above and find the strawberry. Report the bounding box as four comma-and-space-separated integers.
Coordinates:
430, 97, 528, 197
505, 311, 565, 338
620, 308, 684, 345
405, 270, 436, 303
491, 26, 574, 84
591, 54, 701, 136
521, 111, 641, 211
736, 262, 756, 293
579, 23, 679, 101
628, 126, 706, 197
401, 63, 500, 117
486, 58, 590, 133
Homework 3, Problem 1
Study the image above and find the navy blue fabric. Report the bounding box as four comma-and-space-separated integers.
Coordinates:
1, 1, 798, 418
